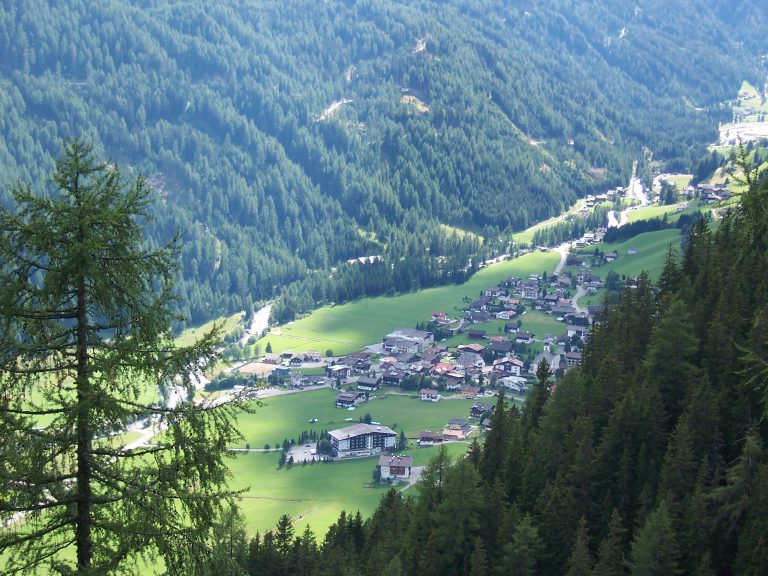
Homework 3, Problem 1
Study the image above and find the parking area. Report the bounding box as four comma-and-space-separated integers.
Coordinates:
288, 442, 325, 463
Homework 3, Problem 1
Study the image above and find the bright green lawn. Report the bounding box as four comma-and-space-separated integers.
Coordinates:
229, 442, 469, 537
568, 229, 682, 283
625, 202, 707, 224
517, 310, 567, 339
235, 388, 485, 446
258, 251, 560, 355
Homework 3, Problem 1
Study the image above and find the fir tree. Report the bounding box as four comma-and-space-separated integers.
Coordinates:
565, 516, 593, 576
0, 138, 241, 574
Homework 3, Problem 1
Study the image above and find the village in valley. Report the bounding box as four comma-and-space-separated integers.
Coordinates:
202, 168, 739, 489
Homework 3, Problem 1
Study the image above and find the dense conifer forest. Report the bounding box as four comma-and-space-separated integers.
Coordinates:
1, 0, 766, 324
228, 160, 768, 576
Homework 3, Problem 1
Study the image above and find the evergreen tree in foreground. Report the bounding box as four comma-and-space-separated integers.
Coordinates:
0, 139, 243, 574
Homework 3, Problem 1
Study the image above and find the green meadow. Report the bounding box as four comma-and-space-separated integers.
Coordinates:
258, 251, 559, 355
512, 199, 586, 245
625, 200, 708, 224
229, 388, 478, 535
569, 228, 682, 287
229, 442, 469, 537
235, 388, 484, 448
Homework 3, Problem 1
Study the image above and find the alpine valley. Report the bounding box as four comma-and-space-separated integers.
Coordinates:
1, 0, 766, 325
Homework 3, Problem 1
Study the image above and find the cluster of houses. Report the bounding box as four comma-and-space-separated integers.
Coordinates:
689, 183, 732, 204
327, 399, 500, 481
320, 268, 592, 406
263, 349, 322, 366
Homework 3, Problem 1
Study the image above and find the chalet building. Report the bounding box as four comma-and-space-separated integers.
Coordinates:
457, 343, 486, 354
567, 325, 588, 338
457, 352, 485, 371
443, 418, 471, 440
493, 357, 524, 376
465, 310, 491, 323
382, 368, 407, 387
499, 375, 528, 394
460, 386, 479, 399
356, 376, 381, 392
382, 328, 434, 354
419, 346, 448, 365
420, 388, 439, 402
518, 283, 540, 300
335, 391, 368, 408
565, 351, 583, 368
378, 455, 413, 480
431, 311, 450, 324
444, 372, 464, 390
515, 331, 534, 344
338, 355, 371, 373
329, 423, 397, 459
289, 355, 303, 366
263, 354, 280, 365
470, 403, 493, 419
419, 431, 443, 446
327, 365, 350, 379
487, 339, 514, 358
303, 350, 322, 362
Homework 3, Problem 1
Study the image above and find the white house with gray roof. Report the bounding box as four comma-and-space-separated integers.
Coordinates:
329, 423, 397, 459
382, 328, 434, 354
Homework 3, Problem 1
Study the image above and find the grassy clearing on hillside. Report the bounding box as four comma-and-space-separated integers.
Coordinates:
229, 442, 469, 537
439, 223, 482, 241
569, 229, 682, 283
625, 202, 706, 224
175, 312, 244, 347
512, 200, 585, 245
666, 174, 693, 189
258, 251, 559, 355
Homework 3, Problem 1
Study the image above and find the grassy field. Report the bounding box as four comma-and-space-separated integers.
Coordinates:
257, 251, 560, 356
665, 174, 693, 189
229, 441, 469, 537
570, 228, 682, 284
175, 312, 244, 347
229, 388, 479, 535
235, 388, 486, 447
512, 200, 585, 245
624, 199, 710, 225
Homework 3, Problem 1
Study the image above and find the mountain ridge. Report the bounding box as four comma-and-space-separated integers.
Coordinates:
0, 0, 765, 323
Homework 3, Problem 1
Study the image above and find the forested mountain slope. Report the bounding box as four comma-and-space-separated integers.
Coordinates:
239, 161, 768, 576
1, 0, 765, 324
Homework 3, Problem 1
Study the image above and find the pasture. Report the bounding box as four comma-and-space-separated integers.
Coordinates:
257, 251, 559, 355
229, 442, 469, 537
235, 388, 486, 447
229, 388, 479, 534
569, 229, 682, 286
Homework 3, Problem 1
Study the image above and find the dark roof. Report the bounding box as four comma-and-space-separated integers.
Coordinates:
378, 454, 413, 468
